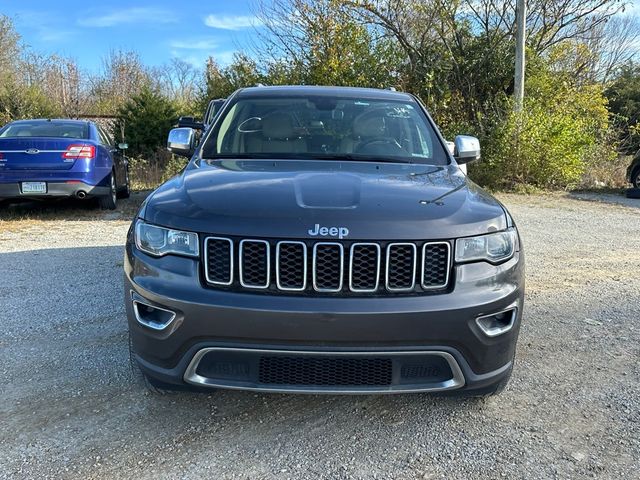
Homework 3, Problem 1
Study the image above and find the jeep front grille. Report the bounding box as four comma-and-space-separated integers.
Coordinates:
204, 237, 451, 295
276, 241, 307, 291
204, 237, 233, 285
239, 240, 270, 288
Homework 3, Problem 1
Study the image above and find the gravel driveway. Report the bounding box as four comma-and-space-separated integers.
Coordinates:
0, 192, 638, 480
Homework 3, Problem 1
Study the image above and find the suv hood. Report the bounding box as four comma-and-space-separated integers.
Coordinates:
143, 160, 506, 240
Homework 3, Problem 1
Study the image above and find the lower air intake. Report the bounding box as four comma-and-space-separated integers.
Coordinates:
258, 356, 393, 386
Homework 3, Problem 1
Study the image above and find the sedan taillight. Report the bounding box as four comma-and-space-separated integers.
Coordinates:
62, 144, 96, 159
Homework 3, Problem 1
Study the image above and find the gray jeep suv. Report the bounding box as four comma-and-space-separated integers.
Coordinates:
125, 86, 524, 396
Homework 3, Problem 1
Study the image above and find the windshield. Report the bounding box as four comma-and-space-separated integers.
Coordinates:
0, 121, 89, 139
200, 94, 448, 164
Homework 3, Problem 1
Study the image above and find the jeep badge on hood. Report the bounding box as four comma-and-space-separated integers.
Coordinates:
308, 224, 350, 239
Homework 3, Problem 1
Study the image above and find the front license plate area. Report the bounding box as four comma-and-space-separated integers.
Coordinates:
21, 182, 47, 194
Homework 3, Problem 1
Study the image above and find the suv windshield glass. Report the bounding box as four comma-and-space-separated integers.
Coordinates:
0, 121, 89, 139
201, 94, 448, 164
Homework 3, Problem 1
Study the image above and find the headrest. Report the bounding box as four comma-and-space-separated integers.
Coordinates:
262, 112, 296, 140
353, 114, 386, 138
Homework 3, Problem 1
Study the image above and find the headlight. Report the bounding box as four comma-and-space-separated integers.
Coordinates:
455, 228, 517, 264
135, 220, 199, 257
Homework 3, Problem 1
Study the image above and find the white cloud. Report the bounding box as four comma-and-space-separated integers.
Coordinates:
170, 39, 219, 51
203, 14, 262, 30
215, 50, 237, 65
170, 47, 235, 69
15, 11, 76, 43
625, 2, 640, 14
170, 51, 206, 68
78, 7, 176, 27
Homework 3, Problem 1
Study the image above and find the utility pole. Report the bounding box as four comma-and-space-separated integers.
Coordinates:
514, 0, 527, 112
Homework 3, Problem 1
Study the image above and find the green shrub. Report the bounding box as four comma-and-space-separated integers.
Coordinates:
472, 65, 614, 189
116, 86, 178, 158
606, 64, 640, 155
128, 149, 188, 191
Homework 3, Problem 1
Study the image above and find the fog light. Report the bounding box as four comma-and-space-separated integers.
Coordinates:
476, 307, 517, 337
132, 299, 176, 331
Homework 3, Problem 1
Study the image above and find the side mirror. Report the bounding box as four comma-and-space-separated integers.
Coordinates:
118, 143, 128, 150
167, 127, 195, 157
454, 135, 481, 164
177, 116, 205, 130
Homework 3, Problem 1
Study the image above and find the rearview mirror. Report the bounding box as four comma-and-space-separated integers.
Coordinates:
454, 135, 481, 164
118, 143, 128, 150
237, 117, 262, 133
167, 128, 195, 157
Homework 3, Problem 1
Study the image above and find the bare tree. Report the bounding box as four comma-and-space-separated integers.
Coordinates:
254, 0, 402, 87
44, 56, 86, 116
88, 50, 151, 114
0, 16, 21, 75
155, 58, 203, 110
348, 0, 627, 55
584, 14, 640, 82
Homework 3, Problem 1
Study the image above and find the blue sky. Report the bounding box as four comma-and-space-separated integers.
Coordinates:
3, 0, 639, 73
1, 0, 264, 71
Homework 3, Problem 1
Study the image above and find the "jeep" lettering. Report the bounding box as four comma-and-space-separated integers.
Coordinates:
308, 224, 350, 239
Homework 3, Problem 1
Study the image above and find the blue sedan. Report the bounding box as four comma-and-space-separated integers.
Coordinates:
0, 119, 130, 209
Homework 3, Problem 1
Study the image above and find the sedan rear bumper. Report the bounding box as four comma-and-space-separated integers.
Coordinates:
0, 182, 109, 200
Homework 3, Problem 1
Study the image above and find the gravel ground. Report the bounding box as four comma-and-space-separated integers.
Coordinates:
0, 192, 638, 480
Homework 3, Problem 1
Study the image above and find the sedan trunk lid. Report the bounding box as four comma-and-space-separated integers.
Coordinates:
0, 138, 87, 171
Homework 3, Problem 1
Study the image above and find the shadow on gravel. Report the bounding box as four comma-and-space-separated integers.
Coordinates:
568, 191, 640, 209
0, 190, 150, 223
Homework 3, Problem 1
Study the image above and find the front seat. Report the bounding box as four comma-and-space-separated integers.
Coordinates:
340, 113, 386, 153
246, 112, 307, 154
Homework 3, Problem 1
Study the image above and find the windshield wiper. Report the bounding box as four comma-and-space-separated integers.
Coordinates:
308, 154, 412, 164
203, 153, 275, 160
201, 153, 413, 164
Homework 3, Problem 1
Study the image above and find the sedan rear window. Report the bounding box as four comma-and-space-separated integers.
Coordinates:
0, 122, 89, 139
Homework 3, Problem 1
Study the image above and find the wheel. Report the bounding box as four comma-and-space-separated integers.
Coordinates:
632, 169, 640, 189
129, 333, 177, 395
626, 188, 640, 199
117, 166, 131, 199
98, 172, 117, 210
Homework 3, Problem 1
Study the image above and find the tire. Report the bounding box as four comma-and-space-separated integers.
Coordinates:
626, 188, 640, 199
632, 169, 640, 189
98, 172, 117, 210
117, 166, 131, 199
129, 333, 177, 395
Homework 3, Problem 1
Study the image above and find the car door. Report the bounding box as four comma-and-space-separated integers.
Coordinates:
98, 126, 123, 187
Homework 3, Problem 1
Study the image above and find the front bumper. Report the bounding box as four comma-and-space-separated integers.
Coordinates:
125, 242, 524, 394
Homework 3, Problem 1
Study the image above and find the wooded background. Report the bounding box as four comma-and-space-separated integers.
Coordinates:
1, 0, 639, 190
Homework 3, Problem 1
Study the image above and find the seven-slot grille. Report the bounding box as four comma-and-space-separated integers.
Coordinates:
204, 237, 451, 295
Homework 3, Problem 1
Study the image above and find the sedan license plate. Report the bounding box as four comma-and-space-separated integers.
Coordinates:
21, 182, 47, 194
